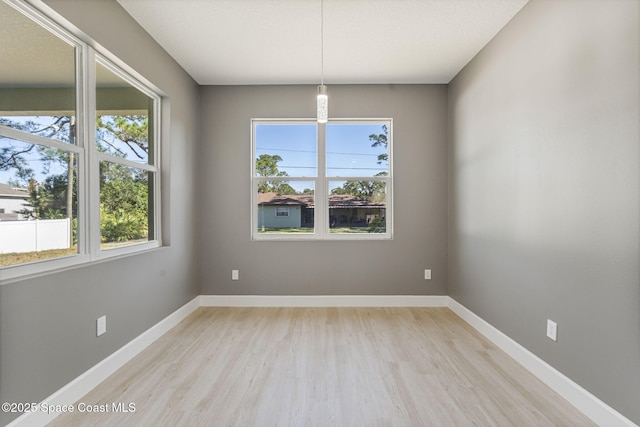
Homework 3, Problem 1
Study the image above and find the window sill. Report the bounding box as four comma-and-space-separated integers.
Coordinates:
251, 233, 393, 242
0, 241, 164, 285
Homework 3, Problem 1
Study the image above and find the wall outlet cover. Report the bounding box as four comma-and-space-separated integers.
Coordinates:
97, 315, 107, 337
546, 319, 557, 341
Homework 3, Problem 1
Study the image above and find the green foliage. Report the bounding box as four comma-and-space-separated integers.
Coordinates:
19, 160, 77, 220
100, 164, 148, 210
256, 153, 296, 194
99, 163, 149, 243
331, 174, 387, 202
369, 124, 388, 165
100, 206, 148, 242
367, 216, 386, 233
256, 154, 286, 177
94, 117, 150, 242
71, 217, 78, 245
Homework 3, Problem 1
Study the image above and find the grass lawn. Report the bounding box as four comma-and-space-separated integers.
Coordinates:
258, 227, 314, 234
258, 227, 384, 234
0, 246, 77, 267
100, 238, 148, 249
0, 239, 149, 267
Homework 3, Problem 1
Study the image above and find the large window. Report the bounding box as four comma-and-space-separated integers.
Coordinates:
0, 0, 161, 280
252, 119, 392, 240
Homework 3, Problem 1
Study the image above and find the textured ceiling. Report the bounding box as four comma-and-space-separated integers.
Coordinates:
116, 0, 529, 85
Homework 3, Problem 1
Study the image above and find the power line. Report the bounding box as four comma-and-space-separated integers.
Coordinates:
278, 165, 386, 171
257, 147, 382, 157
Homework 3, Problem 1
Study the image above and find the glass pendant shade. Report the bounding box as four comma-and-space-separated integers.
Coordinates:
317, 84, 328, 123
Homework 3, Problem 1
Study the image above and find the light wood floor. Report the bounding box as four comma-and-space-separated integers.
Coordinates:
49, 307, 595, 426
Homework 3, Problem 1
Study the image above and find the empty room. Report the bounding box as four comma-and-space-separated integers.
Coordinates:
0, 0, 638, 426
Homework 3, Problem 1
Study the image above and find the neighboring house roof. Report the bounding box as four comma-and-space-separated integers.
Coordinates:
0, 183, 29, 199
258, 192, 385, 208
258, 192, 310, 206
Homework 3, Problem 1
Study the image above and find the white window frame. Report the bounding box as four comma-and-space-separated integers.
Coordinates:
91, 54, 162, 259
0, 0, 162, 283
251, 118, 393, 241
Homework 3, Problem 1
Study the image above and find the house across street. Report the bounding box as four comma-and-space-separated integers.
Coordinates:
257, 192, 386, 230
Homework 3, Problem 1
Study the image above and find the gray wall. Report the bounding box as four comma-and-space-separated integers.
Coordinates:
448, 0, 639, 423
0, 0, 199, 425
199, 85, 448, 295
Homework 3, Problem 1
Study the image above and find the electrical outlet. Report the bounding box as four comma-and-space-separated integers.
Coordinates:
232, 270, 239, 281
424, 269, 431, 280
97, 315, 107, 337
546, 319, 557, 341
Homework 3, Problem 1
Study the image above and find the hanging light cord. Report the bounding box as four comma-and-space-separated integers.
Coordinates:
320, 0, 324, 86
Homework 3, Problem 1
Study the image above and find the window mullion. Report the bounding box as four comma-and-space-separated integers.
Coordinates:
151, 98, 161, 245
316, 121, 327, 238
0, 126, 83, 154
74, 41, 88, 258
85, 48, 101, 259
96, 152, 157, 172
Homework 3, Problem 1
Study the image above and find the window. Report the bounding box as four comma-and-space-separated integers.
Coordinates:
275, 207, 290, 217
0, 0, 162, 280
95, 59, 159, 250
252, 119, 392, 240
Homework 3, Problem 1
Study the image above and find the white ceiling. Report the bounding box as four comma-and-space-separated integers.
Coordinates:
116, 0, 529, 85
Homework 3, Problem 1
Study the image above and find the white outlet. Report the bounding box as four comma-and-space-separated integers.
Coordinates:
546, 319, 557, 341
97, 315, 107, 337
424, 269, 432, 280
232, 270, 239, 281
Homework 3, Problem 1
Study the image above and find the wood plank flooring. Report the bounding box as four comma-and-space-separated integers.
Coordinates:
48, 307, 595, 426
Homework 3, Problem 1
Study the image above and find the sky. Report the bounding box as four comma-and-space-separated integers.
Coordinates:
255, 122, 389, 193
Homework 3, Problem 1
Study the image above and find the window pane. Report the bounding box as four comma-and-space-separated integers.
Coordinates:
326, 123, 389, 177
328, 180, 387, 234
0, 138, 78, 267
255, 123, 317, 177
0, 1, 77, 143
257, 180, 315, 234
96, 62, 153, 164
99, 161, 152, 248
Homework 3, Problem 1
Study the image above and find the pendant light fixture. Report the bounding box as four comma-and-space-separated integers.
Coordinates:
317, 0, 328, 123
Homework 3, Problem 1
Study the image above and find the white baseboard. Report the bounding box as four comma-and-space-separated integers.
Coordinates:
7, 296, 200, 427
199, 294, 449, 307
8, 295, 635, 427
447, 298, 637, 427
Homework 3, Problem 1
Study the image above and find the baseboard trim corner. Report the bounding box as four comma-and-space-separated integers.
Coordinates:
199, 294, 449, 307
447, 297, 637, 427
7, 296, 200, 427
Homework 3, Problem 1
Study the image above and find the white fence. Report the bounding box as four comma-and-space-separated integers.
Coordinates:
0, 219, 71, 254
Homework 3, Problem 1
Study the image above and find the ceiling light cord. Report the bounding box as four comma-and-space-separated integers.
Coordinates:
320, 0, 324, 86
